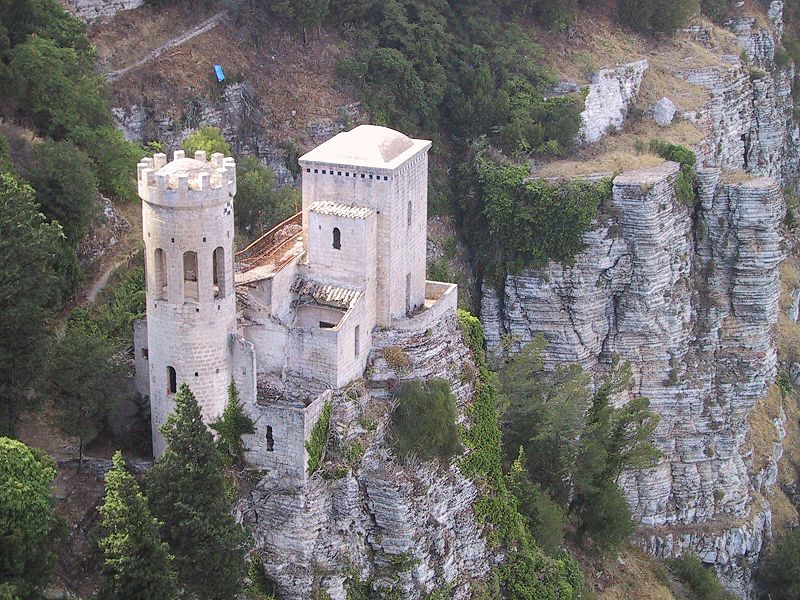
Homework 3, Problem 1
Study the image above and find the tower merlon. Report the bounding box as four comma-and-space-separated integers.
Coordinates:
137, 150, 237, 207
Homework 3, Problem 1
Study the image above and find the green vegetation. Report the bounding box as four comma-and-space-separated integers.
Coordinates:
0, 173, 64, 435
463, 151, 611, 285
146, 384, 249, 599
757, 528, 800, 600
97, 267, 147, 349
97, 451, 179, 600
668, 555, 734, 599
235, 156, 300, 237
211, 381, 256, 467
390, 379, 463, 462
499, 337, 660, 553
457, 310, 585, 599
619, 0, 699, 34
182, 126, 232, 157
650, 139, 697, 206
306, 400, 332, 474
47, 310, 123, 466
0, 437, 59, 599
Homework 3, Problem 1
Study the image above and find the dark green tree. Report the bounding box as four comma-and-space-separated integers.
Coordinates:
570, 365, 660, 552
758, 529, 800, 600
146, 384, 249, 599
0, 173, 63, 435
48, 310, 121, 466
390, 379, 463, 462
235, 156, 299, 237
0, 437, 59, 598
28, 139, 98, 244
211, 381, 256, 467
499, 336, 592, 503
97, 451, 179, 600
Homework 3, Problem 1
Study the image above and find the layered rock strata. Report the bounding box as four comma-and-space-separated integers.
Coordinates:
481, 162, 785, 594
237, 313, 493, 600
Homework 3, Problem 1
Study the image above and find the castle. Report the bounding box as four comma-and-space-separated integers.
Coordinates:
133, 125, 458, 483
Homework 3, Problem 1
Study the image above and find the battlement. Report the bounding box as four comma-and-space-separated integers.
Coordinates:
137, 150, 237, 207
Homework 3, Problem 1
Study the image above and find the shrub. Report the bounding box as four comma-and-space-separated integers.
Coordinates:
235, 156, 299, 236
758, 529, 800, 600
383, 346, 411, 372
28, 139, 98, 244
182, 126, 232, 157
0, 437, 59, 598
97, 267, 146, 348
306, 401, 332, 474
668, 555, 734, 599
618, 0, 698, 34
211, 381, 256, 467
390, 379, 463, 462
650, 139, 697, 206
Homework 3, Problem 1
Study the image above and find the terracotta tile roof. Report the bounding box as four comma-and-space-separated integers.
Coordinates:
291, 277, 362, 309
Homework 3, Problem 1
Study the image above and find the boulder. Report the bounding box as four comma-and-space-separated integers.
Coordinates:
654, 97, 677, 127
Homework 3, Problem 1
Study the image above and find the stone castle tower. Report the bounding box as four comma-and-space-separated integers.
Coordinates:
137, 150, 238, 455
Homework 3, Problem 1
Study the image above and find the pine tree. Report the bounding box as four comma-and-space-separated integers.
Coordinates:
97, 451, 178, 600
211, 380, 255, 467
146, 384, 249, 599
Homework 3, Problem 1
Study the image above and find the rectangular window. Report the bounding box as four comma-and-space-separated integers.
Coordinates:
354, 325, 360, 357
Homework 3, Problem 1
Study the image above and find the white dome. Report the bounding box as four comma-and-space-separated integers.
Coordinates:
300, 125, 422, 168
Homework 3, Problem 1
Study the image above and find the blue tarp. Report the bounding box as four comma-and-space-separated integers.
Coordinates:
214, 65, 225, 82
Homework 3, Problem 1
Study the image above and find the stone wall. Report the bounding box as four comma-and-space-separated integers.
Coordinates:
62, 0, 143, 22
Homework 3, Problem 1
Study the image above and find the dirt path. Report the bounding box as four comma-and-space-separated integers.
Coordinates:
106, 10, 227, 82
85, 257, 127, 304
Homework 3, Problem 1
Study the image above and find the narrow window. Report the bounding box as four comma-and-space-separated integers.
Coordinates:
154, 248, 167, 300
213, 246, 225, 299
407, 200, 412, 226
183, 251, 198, 302
355, 325, 360, 358
405, 273, 411, 315
332, 227, 341, 250
141, 348, 149, 360
266, 426, 274, 451
167, 366, 177, 395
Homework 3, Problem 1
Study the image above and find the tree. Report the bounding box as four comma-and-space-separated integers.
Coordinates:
506, 447, 565, 556
0, 173, 63, 435
758, 528, 800, 600
28, 139, 98, 244
0, 437, 59, 598
97, 451, 179, 600
146, 384, 249, 599
48, 310, 121, 466
499, 336, 592, 503
570, 364, 660, 552
211, 381, 255, 467
182, 126, 232, 157
235, 156, 299, 236
390, 379, 463, 462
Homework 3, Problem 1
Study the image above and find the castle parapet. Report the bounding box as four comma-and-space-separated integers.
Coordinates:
137, 150, 237, 207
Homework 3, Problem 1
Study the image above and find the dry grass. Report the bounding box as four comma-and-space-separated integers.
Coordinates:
721, 169, 755, 183
575, 544, 679, 600
534, 120, 704, 178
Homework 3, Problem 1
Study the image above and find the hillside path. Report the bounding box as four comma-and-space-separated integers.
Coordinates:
106, 10, 226, 82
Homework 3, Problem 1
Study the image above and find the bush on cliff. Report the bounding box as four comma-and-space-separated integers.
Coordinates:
390, 379, 463, 462
668, 555, 734, 599
757, 528, 800, 600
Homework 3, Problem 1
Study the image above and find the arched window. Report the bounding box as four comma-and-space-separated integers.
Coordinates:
213, 246, 225, 299
266, 426, 274, 452
167, 366, 177, 395
154, 248, 167, 300
332, 227, 341, 250
407, 200, 412, 226
183, 251, 198, 302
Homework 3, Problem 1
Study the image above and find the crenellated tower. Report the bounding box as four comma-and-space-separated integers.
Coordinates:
137, 150, 237, 455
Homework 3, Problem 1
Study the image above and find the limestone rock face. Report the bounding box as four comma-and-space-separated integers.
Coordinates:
654, 97, 677, 127
237, 313, 494, 600
482, 164, 785, 595
578, 59, 648, 145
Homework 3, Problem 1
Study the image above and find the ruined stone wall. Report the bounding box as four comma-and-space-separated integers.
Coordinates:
62, 0, 143, 22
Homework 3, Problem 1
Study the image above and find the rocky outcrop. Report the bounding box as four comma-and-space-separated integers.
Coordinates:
237, 313, 493, 599
578, 60, 648, 145
62, 0, 143, 22
482, 163, 785, 594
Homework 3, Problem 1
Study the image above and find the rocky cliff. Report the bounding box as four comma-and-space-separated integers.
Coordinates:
480, 5, 795, 594
236, 313, 495, 599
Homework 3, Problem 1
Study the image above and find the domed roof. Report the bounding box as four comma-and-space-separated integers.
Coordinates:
158, 157, 212, 188
300, 125, 425, 168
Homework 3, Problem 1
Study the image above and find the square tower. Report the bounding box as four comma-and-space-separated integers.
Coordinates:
298, 125, 431, 326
